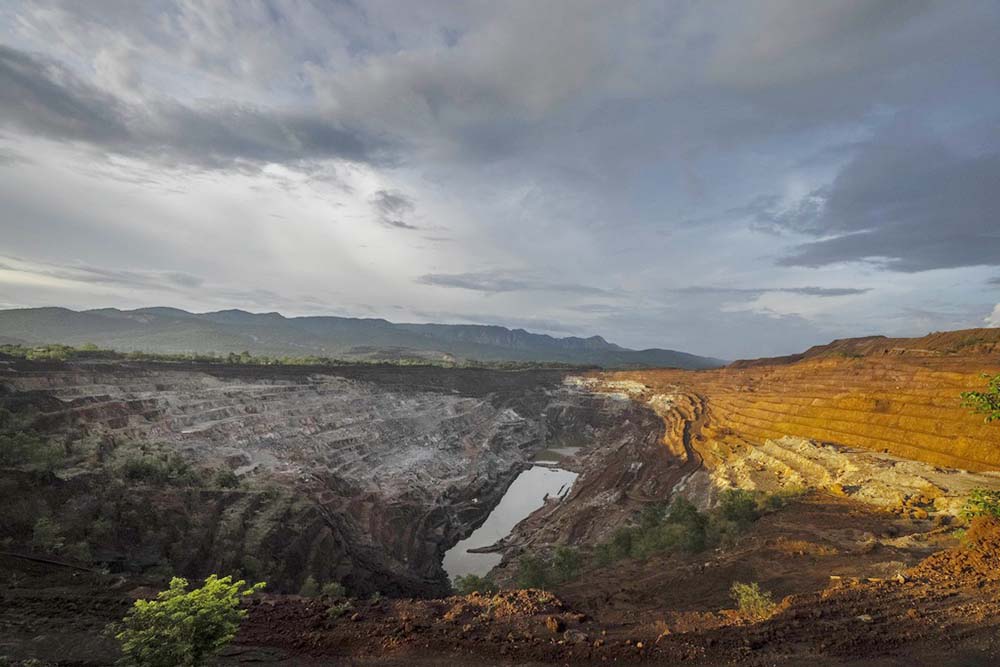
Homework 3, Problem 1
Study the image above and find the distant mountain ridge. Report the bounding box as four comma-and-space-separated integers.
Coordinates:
0, 307, 726, 369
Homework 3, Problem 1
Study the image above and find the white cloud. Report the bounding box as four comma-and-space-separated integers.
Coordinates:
987, 304, 1000, 328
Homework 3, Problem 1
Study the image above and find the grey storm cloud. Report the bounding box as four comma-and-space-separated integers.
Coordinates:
370, 190, 419, 230
0, 44, 384, 168
417, 271, 613, 296
768, 137, 1000, 272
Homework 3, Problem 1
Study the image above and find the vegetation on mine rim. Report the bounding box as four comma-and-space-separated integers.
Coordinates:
0, 343, 596, 370
454, 488, 806, 596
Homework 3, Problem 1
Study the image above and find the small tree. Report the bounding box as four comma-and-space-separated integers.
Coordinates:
961, 374, 1000, 423
730, 581, 776, 620
321, 581, 346, 597
114, 575, 265, 667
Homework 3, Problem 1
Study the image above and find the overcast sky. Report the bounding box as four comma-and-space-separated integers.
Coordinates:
1, 1, 999, 359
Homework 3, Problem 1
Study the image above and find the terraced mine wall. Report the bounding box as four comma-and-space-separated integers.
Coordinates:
0, 359, 654, 596
603, 350, 1000, 475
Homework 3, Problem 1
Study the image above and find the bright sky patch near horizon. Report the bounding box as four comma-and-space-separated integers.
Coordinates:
1, 1, 998, 359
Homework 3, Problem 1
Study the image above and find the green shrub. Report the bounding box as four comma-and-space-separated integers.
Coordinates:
113, 575, 264, 667
321, 581, 346, 598
89, 517, 115, 543
326, 600, 353, 620
730, 581, 777, 620
299, 576, 319, 597
0, 430, 62, 469
213, 469, 240, 489
761, 486, 808, 510
609, 526, 635, 560
31, 517, 64, 553
664, 497, 709, 551
517, 554, 551, 589
551, 546, 581, 582
593, 542, 614, 567
453, 574, 498, 595
638, 501, 668, 529
588, 492, 774, 572
119, 454, 200, 486
65, 541, 93, 562
962, 488, 1000, 519
961, 374, 1000, 423
718, 489, 761, 526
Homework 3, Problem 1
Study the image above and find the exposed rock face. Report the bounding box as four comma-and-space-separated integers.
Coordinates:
704, 435, 1000, 515
605, 352, 1000, 471
2, 360, 630, 595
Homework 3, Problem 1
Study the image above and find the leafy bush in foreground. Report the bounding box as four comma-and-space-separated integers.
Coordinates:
113, 575, 265, 667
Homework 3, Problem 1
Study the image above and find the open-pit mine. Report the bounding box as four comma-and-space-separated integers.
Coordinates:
3, 328, 1000, 666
